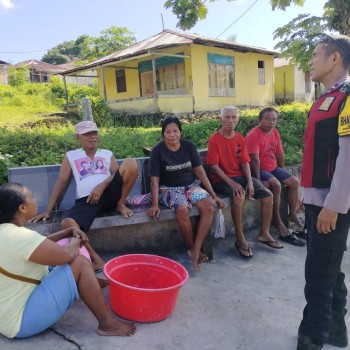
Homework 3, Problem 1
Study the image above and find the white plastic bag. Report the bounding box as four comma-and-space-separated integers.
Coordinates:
212, 209, 225, 238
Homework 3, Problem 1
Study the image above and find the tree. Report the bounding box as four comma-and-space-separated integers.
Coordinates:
273, 0, 350, 71
273, 14, 329, 72
42, 35, 90, 64
42, 27, 136, 64
8, 65, 29, 86
82, 26, 136, 61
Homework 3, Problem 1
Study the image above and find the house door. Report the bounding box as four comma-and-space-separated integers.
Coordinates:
141, 72, 154, 96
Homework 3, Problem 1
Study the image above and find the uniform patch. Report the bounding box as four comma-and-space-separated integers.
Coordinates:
339, 96, 350, 136
318, 96, 335, 111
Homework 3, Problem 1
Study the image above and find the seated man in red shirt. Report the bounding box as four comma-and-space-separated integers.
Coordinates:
245, 107, 305, 246
207, 106, 283, 259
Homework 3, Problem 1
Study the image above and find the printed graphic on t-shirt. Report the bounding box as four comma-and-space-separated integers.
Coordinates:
235, 146, 241, 158
74, 156, 108, 180
166, 161, 192, 172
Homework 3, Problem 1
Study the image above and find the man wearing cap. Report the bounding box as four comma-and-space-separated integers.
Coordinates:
297, 34, 350, 350
30, 121, 138, 271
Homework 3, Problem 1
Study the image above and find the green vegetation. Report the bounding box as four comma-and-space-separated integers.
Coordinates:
0, 77, 114, 126
0, 80, 310, 185
42, 26, 136, 64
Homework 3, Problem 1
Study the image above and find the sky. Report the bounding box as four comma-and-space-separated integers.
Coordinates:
0, 0, 326, 64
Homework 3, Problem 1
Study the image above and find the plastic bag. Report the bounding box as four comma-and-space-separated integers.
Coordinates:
212, 209, 225, 238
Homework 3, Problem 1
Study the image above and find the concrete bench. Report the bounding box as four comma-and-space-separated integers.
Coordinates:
7, 150, 296, 260
8, 151, 225, 259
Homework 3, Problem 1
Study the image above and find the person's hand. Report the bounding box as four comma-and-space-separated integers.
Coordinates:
213, 196, 225, 209
28, 212, 51, 223
317, 207, 338, 234
87, 184, 105, 205
146, 206, 161, 219
71, 227, 89, 246
229, 181, 245, 196
245, 182, 254, 199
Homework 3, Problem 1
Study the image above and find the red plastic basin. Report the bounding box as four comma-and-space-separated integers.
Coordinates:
104, 254, 189, 322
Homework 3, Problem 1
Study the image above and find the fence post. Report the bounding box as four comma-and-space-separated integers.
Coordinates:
81, 97, 93, 121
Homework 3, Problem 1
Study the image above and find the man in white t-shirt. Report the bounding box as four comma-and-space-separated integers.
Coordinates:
30, 121, 138, 270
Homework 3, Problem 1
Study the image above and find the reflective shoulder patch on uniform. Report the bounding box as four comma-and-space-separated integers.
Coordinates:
318, 96, 335, 111
338, 96, 350, 136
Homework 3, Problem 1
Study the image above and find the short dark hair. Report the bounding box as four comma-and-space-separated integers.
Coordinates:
259, 107, 278, 120
161, 116, 182, 135
0, 183, 26, 224
318, 34, 350, 70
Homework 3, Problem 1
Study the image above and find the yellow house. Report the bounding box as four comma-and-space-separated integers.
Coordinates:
274, 58, 316, 103
61, 30, 279, 114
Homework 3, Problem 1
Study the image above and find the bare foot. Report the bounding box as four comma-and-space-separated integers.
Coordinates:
97, 319, 136, 336
198, 252, 209, 264
116, 203, 133, 218
288, 214, 304, 229
273, 220, 290, 237
187, 249, 201, 272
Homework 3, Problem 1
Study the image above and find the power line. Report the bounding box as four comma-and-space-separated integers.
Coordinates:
0, 50, 47, 54
216, 0, 260, 39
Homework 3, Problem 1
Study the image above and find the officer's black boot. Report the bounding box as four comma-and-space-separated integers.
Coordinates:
327, 309, 348, 348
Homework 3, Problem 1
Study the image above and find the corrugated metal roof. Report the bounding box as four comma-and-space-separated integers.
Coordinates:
14, 59, 69, 73
274, 58, 291, 67
61, 29, 280, 75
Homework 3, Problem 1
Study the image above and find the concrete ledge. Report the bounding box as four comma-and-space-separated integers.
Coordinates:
25, 197, 232, 236
9, 154, 301, 257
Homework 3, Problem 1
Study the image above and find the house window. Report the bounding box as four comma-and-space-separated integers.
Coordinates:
138, 52, 186, 96
207, 53, 234, 96
157, 62, 185, 91
305, 71, 311, 93
258, 60, 265, 85
116, 69, 126, 93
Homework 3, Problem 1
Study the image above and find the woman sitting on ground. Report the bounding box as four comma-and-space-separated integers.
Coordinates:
146, 116, 225, 272
0, 183, 136, 339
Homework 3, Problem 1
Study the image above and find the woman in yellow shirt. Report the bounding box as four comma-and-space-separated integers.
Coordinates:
0, 183, 136, 338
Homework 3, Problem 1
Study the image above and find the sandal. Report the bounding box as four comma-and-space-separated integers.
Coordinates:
235, 242, 253, 259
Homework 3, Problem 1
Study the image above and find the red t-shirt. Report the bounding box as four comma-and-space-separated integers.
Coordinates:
207, 131, 250, 184
245, 127, 284, 172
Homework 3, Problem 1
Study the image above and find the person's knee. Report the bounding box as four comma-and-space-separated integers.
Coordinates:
269, 178, 281, 194
232, 194, 245, 206
120, 158, 138, 177
61, 218, 79, 229
176, 205, 190, 220
284, 175, 299, 190
201, 198, 215, 215
69, 254, 92, 277
124, 157, 138, 171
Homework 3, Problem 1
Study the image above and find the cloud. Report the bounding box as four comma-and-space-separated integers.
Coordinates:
0, 0, 15, 10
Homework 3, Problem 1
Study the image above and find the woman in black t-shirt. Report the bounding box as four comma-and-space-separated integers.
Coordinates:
146, 117, 224, 272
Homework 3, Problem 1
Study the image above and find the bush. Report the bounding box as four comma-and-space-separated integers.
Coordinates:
0, 102, 309, 169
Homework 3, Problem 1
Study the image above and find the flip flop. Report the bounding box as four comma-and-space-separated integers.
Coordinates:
258, 239, 284, 249
235, 242, 253, 258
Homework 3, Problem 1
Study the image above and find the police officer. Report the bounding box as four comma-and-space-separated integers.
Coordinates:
297, 34, 350, 350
